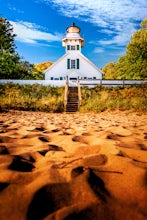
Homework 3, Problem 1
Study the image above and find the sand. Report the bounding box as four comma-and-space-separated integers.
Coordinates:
0, 110, 147, 220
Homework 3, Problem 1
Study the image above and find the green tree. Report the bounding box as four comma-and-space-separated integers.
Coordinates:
102, 62, 117, 79
0, 51, 20, 79
141, 17, 147, 29
115, 17, 147, 79
0, 17, 16, 53
0, 17, 44, 79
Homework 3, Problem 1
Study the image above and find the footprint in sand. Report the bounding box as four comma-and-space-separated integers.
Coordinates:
38, 144, 64, 156
34, 127, 46, 132
8, 155, 35, 172
48, 144, 64, 152
72, 135, 88, 144
137, 143, 147, 151
0, 182, 9, 192
0, 145, 9, 154
71, 166, 110, 202
71, 166, 85, 178
27, 182, 71, 220
51, 128, 61, 133
87, 169, 110, 201
0, 136, 16, 143
38, 136, 51, 142
27, 168, 111, 220
83, 154, 108, 167
82, 132, 92, 136
106, 133, 120, 140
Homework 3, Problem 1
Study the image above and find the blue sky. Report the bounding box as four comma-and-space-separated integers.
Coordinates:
0, 0, 146, 68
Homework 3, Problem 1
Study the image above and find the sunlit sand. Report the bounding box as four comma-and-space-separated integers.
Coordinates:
0, 110, 147, 220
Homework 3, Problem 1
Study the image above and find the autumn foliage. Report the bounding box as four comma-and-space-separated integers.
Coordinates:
35, 62, 53, 72
102, 17, 147, 80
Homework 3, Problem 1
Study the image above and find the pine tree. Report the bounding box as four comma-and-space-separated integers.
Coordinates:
0, 17, 44, 79
0, 17, 16, 53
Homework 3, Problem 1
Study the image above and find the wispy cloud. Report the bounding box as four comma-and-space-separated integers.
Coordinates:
93, 47, 104, 53
8, 4, 24, 13
43, 0, 146, 46
10, 21, 62, 44
99, 22, 137, 46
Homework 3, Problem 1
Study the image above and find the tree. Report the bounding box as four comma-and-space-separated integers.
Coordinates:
102, 17, 147, 79
0, 51, 20, 79
141, 17, 147, 29
0, 17, 44, 79
102, 62, 117, 79
35, 61, 53, 72
0, 17, 16, 53
115, 17, 147, 79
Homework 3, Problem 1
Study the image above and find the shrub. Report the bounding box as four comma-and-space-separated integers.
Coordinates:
0, 84, 146, 113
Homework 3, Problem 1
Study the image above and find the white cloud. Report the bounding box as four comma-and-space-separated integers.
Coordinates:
8, 4, 24, 13
99, 22, 137, 46
99, 29, 114, 35
43, 0, 147, 46
93, 47, 104, 53
10, 21, 62, 45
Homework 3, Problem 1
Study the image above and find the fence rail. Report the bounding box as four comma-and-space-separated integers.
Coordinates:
0, 79, 146, 87
80, 79, 147, 87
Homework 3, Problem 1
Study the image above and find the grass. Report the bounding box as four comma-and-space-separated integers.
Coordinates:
80, 85, 147, 113
0, 83, 146, 113
0, 83, 64, 112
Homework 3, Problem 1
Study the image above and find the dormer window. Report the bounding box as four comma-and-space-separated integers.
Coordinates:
67, 45, 80, 51
71, 46, 75, 50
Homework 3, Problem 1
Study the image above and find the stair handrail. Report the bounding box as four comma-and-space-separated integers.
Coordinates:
78, 81, 82, 107
64, 77, 69, 110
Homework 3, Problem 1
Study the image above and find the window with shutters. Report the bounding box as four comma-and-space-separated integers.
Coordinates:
67, 59, 80, 69
77, 45, 80, 50
71, 60, 76, 69
67, 45, 70, 50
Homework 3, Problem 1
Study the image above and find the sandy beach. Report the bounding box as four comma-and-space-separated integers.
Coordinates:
0, 110, 147, 220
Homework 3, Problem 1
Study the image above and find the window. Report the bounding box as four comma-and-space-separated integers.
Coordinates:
67, 45, 70, 50
71, 60, 76, 69
93, 77, 96, 79
51, 77, 53, 80
77, 45, 80, 50
71, 46, 75, 50
70, 78, 77, 80
67, 59, 70, 69
67, 59, 80, 69
60, 77, 63, 80
77, 59, 80, 69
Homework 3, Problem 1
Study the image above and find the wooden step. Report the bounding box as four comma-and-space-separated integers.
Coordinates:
66, 86, 79, 113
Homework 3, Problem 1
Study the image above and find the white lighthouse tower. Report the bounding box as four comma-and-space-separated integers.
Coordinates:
62, 22, 84, 53
44, 23, 102, 82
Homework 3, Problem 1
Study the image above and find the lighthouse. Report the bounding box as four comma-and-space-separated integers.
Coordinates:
62, 22, 84, 53
44, 23, 103, 82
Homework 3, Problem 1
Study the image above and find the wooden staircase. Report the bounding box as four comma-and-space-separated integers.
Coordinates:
66, 87, 79, 112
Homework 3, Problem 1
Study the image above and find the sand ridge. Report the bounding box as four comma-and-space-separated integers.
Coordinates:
0, 110, 147, 220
